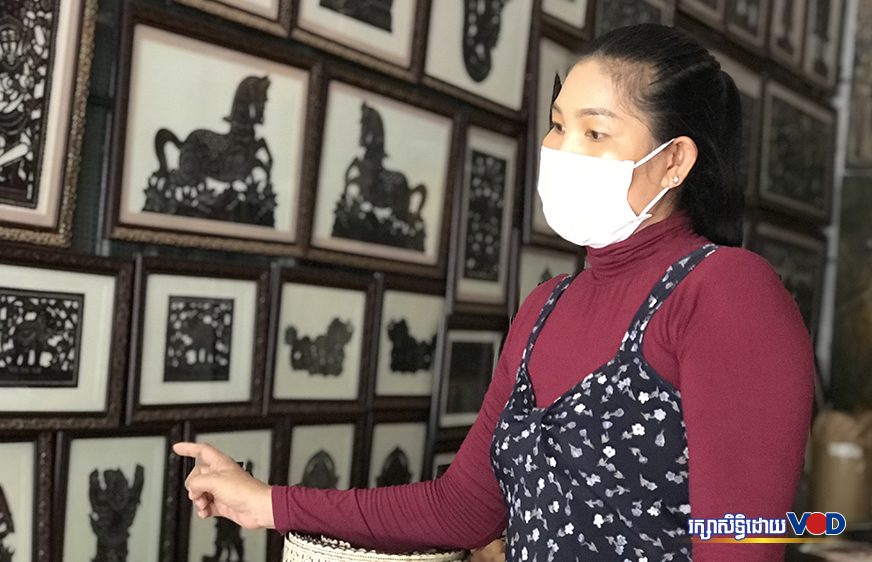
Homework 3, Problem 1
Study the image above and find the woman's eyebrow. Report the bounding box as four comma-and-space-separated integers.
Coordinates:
550, 102, 619, 120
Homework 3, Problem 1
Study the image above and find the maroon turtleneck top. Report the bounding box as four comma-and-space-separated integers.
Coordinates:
272, 209, 815, 561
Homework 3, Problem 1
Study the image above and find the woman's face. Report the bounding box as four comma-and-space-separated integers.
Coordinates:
543, 58, 683, 217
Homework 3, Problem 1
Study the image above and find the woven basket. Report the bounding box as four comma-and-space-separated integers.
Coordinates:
283, 532, 471, 562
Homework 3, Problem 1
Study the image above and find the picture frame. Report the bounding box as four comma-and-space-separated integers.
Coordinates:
128, 256, 269, 424
371, 274, 446, 408
747, 219, 826, 338
290, 0, 430, 81
366, 412, 430, 488
524, 36, 579, 250
712, 50, 763, 201
0, 247, 132, 431
285, 413, 366, 490
179, 419, 286, 562
769, 0, 806, 70
448, 120, 521, 312
266, 266, 375, 412
422, 0, 536, 116
516, 245, 581, 308
542, 0, 594, 41
171, 0, 293, 36
0, 0, 96, 247
678, 0, 726, 28
759, 81, 836, 223
108, 3, 319, 255
594, 0, 675, 36
725, 0, 770, 51
307, 70, 459, 278
54, 426, 182, 562
847, 3, 872, 168
802, 0, 845, 89
434, 314, 507, 430
0, 433, 52, 562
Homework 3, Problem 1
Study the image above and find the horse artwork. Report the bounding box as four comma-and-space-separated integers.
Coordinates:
376, 447, 412, 487
387, 319, 436, 373
0, 287, 84, 387
163, 296, 234, 382
297, 450, 340, 489
143, 76, 277, 227
319, 0, 394, 32
331, 103, 428, 252
203, 460, 252, 562
462, 0, 513, 82
89, 465, 145, 562
0, 0, 55, 209
284, 318, 353, 376
0, 484, 13, 562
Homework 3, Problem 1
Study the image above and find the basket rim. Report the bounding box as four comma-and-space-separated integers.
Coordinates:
283, 531, 470, 561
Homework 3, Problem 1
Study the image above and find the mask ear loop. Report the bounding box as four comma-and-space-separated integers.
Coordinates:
632, 138, 676, 169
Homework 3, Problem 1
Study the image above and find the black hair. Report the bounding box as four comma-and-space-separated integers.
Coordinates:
577, 24, 744, 247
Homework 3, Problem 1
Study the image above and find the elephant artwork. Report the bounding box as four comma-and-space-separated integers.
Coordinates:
318, 0, 394, 31
462, 0, 513, 82
297, 450, 340, 489
89, 465, 145, 562
376, 447, 412, 487
386, 319, 436, 374
143, 76, 277, 226
0, 288, 84, 387
331, 103, 428, 252
163, 296, 235, 382
284, 318, 353, 376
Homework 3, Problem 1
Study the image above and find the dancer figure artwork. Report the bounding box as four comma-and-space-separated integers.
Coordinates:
297, 451, 340, 489
143, 76, 276, 227
332, 103, 428, 252
203, 460, 253, 562
376, 447, 412, 487
88, 465, 145, 562
463, 150, 507, 283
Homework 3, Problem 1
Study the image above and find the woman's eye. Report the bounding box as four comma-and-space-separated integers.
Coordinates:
550, 121, 564, 134
587, 130, 605, 140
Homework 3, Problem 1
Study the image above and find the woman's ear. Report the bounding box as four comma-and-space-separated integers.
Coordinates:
660, 136, 698, 188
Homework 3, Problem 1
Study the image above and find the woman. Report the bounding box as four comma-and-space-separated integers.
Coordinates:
175, 24, 814, 561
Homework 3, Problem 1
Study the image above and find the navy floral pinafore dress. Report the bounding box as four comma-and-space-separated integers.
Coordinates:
491, 243, 719, 561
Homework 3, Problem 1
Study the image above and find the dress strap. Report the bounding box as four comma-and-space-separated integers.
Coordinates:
619, 242, 720, 355
519, 274, 574, 368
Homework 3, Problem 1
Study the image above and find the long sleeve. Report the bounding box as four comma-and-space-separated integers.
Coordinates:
672, 247, 815, 561
271, 278, 563, 552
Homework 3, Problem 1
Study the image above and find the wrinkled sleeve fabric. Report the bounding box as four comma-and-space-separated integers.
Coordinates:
672, 248, 815, 561
271, 278, 563, 552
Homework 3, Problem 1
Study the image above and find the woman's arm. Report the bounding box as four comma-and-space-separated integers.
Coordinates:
179, 276, 564, 553
673, 248, 815, 562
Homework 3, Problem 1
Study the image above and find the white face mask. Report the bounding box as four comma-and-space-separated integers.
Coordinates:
537, 138, 676, 248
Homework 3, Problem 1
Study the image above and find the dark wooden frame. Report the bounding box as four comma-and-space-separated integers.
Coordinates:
758, 79, 836, 223
127, 256, 270, 424
289, 0, 431, 82
746, 216, 827, 340
801, 0, 846, 90
0, 247, 132, 431
431, 313, 508, 440
678, 0, 726, 29
420, 0, 541, 119
281, 412, 368, 489
53, 425, 182, 562
171, 0, 293, 36
541, 0, 595, 42
0, 0, 96, 247
303, 65, 462, 278
106, 2, 322, 255
265, 265, 376, 415
177, 418, 289, 562
0, 432, 53, 562
365, 409, 431, 488
513, 242, 583, 314
370, 273, 447, 410
427, 437, 463, 481
447, 114, 525, 315
594, 0, 676, 36
724, 0, 771, 52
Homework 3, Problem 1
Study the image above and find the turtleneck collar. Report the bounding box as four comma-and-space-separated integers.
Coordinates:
583, 209, 705, 284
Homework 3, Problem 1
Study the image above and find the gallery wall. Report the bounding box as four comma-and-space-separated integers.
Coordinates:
0, 0, 848, 560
